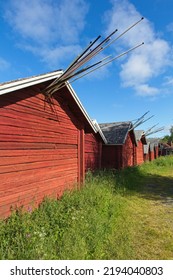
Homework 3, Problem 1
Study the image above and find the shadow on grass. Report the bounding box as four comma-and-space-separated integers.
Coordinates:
93, 162, 173, 206
118, 165, 173, 205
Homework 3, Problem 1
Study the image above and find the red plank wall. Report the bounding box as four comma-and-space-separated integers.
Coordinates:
85, 133, 102, 171
136, 141, 144, 165
144, 153, 149, 162
122, 132, 136, 168
0, 88, 84, 218
102, 145, 122, 169
149, 150, 155, 161
102, 131, 136, 170
154, 146, 159, 159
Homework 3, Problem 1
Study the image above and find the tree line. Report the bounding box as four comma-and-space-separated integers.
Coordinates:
161, 126, 173, 143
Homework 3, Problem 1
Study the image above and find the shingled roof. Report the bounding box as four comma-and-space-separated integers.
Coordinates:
134, 130, 145, 141
99, 121, 132, 145
147, 138, 160, 146
134, 130, 147, 144
143, 142, 150, 154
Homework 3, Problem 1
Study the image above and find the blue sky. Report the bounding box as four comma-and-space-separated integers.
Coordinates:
0, 0, 173, 137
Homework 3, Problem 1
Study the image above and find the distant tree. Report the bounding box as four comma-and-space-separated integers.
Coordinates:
161, 135, 170, 143
169, 126, 173, 142
161, 126, 173, 143
170, 126, 173, 141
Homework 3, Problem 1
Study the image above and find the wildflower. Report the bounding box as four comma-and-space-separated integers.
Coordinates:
28, 206, 32, 213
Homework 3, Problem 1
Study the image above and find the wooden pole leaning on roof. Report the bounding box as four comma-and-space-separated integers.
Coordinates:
46, 42, 144, 96
46, 35, 101, 90
57, 28, 118, 82
78, 28, 118, 63
138, 115, 155, 126
129, 110, 150, 131
58, 55, 112, 84
46, 54, 111, 95
145, 127, 164, 136
46, 28, 118, 93
130, 115, 154, 131
101, 17, 144, 52
45, 17, 144, 96
145, 123, 159, 135
46, 56, 112, 96
70, 42, 144, 84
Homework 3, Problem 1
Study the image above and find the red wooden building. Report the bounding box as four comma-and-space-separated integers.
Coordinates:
148, 139, 159, 160
99, 122, 137, 169
149, 143, 156, 161
143, 142, 150, 162
159, 142, 173, 156
0, 71, 105, 218
134, 130, 147, 165
144, 139, 159, 162
85, 120, 107, 172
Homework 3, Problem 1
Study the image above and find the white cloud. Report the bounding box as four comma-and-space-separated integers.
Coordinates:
5, 0, 89, 67
5, 0, 88, 44
0, 57, 10, 71
135, 84, 160, 97
164, 76, 173, 86
120, 54, 152, 87
5, 0, 55, 44
41, 45, 83, 68
104, 0, 172, 97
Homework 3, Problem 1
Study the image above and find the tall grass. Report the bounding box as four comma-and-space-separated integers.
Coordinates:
0, 156, 173, 260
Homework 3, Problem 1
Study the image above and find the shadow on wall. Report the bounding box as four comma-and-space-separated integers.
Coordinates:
85, 148, 100, 171
122, 146, 135, 168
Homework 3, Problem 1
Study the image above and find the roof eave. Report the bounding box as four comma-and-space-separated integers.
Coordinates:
92, 120, 108, 144
0, 70, 63, 96
65, 82, 107, 140
0, 72, 101, 140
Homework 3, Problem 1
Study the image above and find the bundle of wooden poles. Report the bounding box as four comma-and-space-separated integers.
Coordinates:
129, 111, 164, 135
45, 17, 144, 96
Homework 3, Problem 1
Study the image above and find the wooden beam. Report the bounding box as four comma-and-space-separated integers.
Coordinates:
78, 129, 85, 186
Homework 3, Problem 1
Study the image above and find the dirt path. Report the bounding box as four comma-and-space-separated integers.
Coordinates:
142, 176, 173, 206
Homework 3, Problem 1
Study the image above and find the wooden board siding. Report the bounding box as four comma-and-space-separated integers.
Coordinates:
0, 88, 83, 218
102, 145, 122, 169
136, 141, 144, 165
144, 149, 150, 162
102, 131, 136, 170
149, 150, 155, 161
78, 129, 85, 183
122, 132, 136, 168
154, 146, 159, 159
144, 153, 149, 162
85, 133, 102, 171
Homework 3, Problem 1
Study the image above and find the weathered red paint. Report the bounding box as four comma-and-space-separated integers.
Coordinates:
154, 146, 159, 159
0, 85, 86, 218
85, 133, 102, 171
136, 141, 144, 165
102, 130, 136, 169
78, 129, 85, 184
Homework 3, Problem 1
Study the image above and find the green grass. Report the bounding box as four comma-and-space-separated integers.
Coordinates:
0, 156, 173, 260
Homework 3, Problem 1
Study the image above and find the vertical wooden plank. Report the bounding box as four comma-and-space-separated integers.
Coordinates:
80, 129, 85, 184
133, 143, 137, 165
98, 141, 102, 169
78, 128, 85, 185
78, 130, 81, 184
